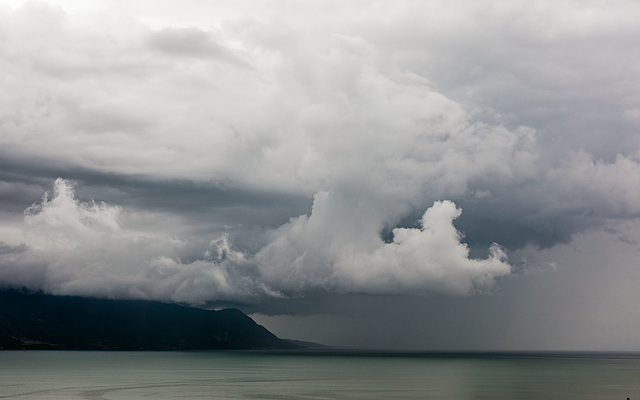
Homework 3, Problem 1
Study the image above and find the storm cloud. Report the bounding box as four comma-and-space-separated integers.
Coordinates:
1, 0, 640, 348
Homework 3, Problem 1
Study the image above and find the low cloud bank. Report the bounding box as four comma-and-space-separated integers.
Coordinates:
0, 179, 510, 304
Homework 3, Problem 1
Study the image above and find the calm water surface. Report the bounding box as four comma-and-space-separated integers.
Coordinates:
0, 351, 639, 399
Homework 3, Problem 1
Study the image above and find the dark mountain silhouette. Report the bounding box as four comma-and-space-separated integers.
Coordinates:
0, 289, 298, 350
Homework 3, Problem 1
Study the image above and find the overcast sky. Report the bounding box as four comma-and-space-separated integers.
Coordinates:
1, 0, 640, 350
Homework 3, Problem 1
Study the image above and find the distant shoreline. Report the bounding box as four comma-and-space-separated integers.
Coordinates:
243, 349, 640, 359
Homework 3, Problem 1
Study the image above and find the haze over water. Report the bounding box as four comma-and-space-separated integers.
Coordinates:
1, 351, 639, 399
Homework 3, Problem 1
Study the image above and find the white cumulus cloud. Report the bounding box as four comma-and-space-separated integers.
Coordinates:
0, 179, 511, 303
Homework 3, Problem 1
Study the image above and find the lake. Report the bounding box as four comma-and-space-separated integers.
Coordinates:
1, 350, 639, 399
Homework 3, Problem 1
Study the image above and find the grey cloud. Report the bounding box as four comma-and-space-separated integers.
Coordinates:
370, 1, 640, 161
0, 150, 309, 213
0, 242, 28, 255
146, 27, 250, 67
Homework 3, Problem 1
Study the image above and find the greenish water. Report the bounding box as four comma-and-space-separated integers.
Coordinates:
0, 351, 639, 399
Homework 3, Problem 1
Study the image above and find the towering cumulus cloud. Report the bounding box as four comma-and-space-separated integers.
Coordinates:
0, 179, 509, 304
256, 193, 510, 296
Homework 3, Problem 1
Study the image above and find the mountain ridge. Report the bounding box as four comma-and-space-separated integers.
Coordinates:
0, 289, 299, 350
